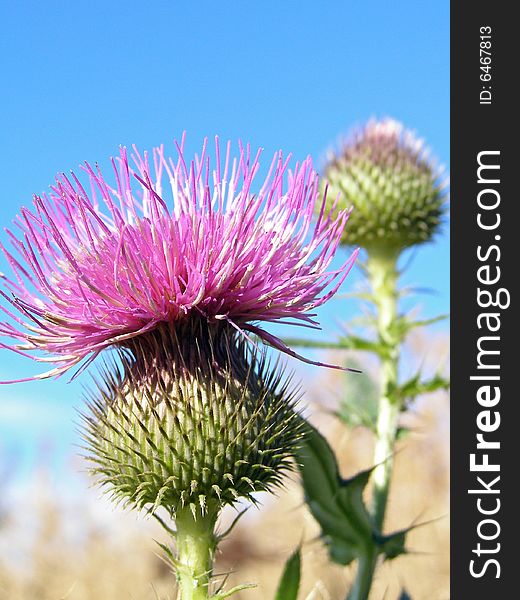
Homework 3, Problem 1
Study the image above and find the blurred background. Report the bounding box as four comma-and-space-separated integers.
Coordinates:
0, 1, 449, 599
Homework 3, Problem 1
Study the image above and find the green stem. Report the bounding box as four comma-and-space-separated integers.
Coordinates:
347, 548, 377, 600
349, 248, 401, 600
372, 390, 400, 530
368, 248, 400, 531
175, 506, 218, 600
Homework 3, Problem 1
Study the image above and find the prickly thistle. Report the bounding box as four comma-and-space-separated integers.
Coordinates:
1, 137, 357, 513
323, 118, 447, 251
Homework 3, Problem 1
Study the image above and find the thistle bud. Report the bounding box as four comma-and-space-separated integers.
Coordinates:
82, 320, 302, 514
323, 118, 447, 252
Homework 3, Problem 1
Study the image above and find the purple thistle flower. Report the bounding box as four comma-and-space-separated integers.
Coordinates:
1, 136, 357, 382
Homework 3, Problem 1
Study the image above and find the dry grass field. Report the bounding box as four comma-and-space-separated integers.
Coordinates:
0, 335, 449, 600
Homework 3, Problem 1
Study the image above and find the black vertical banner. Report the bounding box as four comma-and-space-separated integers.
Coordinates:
451, 2, 515, 598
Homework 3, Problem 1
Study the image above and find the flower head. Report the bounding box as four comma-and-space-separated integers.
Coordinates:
1, 137, 357, 381
323, 118, 447, 251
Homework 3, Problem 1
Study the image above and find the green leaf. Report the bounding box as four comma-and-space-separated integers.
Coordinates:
282, 337, 349, 350
212, 584, 256, 599
154, 540, 182, 573
333, 291, 376, 302
395, 426, 411, 441
410, 314, 449, 328
338, 335, 388, 356
378, 528, 408, 560
391, 314, 449, 339
396, 372, 450, 404
282, 335, 386, 356
215, 508, 249, 542
297, 420, 409, 567
274, 548, 301, 600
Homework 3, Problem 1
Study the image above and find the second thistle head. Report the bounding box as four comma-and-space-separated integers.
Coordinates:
323, 118, 447, 253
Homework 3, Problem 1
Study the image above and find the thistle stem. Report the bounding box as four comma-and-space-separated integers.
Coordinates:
175, 506, 218, 600
349, 248, 401, 600
347, 549, 377, 600
368, 249, 400, 531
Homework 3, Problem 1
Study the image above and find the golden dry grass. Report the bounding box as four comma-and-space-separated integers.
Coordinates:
0, 335, 449, 600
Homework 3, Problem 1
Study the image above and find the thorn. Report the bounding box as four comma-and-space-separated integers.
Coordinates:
199, 494, 207, 515
212, 485, 222, 501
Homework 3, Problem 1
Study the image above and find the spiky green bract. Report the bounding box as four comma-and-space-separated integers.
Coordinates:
323, 118, 447, 251
81, 319, 303, 515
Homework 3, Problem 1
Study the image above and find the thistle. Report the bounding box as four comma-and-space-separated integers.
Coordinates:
323, 118, 446, 252
0, 137, 357, 598
301, 119, 449, 600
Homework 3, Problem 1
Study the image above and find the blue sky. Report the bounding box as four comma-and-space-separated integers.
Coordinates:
0, 1, 449, 484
